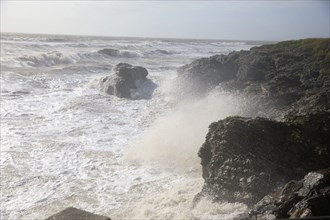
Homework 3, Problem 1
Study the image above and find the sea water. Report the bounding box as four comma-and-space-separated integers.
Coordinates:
1, 33, 261, 219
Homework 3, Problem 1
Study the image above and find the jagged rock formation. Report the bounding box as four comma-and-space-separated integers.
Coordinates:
250, 168, 330, 219
197, 111, 330, 206
98, 63, 156, 99
46, 207, 111, 220
190, 39, 330, 217
177, 39, 330, 118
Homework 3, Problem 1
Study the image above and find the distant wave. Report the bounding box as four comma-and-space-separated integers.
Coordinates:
98, 48, 141, 58
210, 41, 247, 46
43, 38, 69, 43
66, 43, 90, 48
18, 52, 77, 67
147, 49, 178, 56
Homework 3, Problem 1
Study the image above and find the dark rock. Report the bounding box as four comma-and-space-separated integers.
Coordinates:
98, 48, 139, 58
176, 53, 238, 97
192, 39, 330, 218
176, 39, 330, 117
196, 112, 330, 206
98, 63, 157, 99
46, 207, 111, 220
98, 48, 121, 57
250, 168, 330, 219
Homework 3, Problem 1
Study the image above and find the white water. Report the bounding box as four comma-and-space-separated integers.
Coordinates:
1, 33, 260, 219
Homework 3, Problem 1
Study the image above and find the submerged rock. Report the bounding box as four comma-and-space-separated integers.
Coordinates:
46, 207, 111, 220
98, 48, 139, 58
250, 168, 330, 219
98, 48, 121, 57
196, 111, 330, 206
98, 63, 157, 99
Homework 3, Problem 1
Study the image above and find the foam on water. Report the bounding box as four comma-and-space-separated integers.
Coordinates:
1, 33, 261, 219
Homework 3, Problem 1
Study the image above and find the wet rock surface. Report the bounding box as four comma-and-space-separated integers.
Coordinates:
46, 207, 111, 220
250, 168, 330, 219
98, 63, 156, 99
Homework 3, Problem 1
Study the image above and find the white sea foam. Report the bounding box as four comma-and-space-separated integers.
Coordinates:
18, 52, 78, 67
125, 90, 249, 171
0, 33, 260, 219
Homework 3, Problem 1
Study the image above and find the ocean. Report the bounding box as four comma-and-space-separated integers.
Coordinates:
1, 33, 262, 219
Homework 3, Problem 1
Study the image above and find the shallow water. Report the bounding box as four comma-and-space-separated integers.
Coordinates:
1, 33, 260, 219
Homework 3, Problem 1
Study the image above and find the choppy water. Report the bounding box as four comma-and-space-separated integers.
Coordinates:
1, 33, 261, 219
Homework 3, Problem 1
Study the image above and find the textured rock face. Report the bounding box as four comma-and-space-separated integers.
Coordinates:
98, 63, 156, 99
197, 111, 330, 206
177, 54, 238, 96
189, 39, 330, 211
177, 39, 330, 117
46, 207, 111, 220
250, 168, 330, 219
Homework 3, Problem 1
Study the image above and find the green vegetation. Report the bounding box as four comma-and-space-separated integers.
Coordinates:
261, 38, 330, 75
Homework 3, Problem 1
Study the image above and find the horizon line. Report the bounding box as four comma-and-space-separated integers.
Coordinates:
1, 31, 280, 43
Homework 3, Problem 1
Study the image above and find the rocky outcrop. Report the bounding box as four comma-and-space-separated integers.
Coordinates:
98, 63, 156, 99
46, 207, 111, 220
190, 39, 330, 213
177, 39, 330, 117
176, 53, 238, 96
250, 168, 330, 219
196, 112, 330, 206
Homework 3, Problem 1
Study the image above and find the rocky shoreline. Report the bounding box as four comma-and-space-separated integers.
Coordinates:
176, 38, 329, 119
47, 39, 329, 219
186, 38, 329, 219
196, 112, 329, 206
250, 168, 330, 219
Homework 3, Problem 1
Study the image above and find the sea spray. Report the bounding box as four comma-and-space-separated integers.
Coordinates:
110, 177, 248, 220
118, 84, 255, 219
124, 90, 249, 170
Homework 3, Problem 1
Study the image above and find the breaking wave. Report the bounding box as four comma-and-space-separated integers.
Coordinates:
16, 51, 110, 67
43, 38, 70, 43
18, 52, 78, 67
1, 32, 262, 219
146, 49, 178, 56
98, 48, 141, 58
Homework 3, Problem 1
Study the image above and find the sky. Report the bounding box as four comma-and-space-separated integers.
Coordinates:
1, 0, 329, 41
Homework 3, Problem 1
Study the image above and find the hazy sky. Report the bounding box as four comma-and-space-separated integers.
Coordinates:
1, 1, 329, 41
